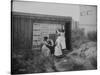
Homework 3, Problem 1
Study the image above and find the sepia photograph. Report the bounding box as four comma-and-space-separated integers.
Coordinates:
11, 1, 97, 74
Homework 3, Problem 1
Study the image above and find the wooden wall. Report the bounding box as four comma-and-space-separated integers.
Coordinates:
11, 12, 72, 50
12, 15, 33, 50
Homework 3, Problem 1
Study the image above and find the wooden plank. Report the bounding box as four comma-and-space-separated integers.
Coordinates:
12, 15, 33, 49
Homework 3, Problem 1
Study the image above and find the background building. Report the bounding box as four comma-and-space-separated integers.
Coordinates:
79, 5, 97, 35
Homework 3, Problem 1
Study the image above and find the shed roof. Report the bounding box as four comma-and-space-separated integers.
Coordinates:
12, 12, 72, 22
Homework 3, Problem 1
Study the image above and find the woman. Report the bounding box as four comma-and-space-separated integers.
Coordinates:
54, 29, 66, 58
41, 36, 50, 57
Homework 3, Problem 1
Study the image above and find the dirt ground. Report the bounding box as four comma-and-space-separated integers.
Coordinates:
12, 41, 97, 74
53, 41, 97, 72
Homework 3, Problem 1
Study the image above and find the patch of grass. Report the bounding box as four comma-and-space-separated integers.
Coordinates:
87, 31, 97, 42
71, 28, 87, 49
11, 49, 55, 74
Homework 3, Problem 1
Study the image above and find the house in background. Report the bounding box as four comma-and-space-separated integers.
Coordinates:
79, 5, 97, 35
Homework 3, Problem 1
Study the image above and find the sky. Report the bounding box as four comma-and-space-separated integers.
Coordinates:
12, 1, 80, 21
12, 1, 97, 33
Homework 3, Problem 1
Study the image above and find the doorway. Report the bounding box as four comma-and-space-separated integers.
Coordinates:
65, 21, 71, 50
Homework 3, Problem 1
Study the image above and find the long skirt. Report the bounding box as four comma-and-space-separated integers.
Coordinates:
54, 46, 62, 56
42, 45, 50, 57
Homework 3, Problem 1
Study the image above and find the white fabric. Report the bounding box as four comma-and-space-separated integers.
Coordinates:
54, 34, 66, 56
59, 36, 66, 49
54, 45, 62, 56
54, 37, 62, 56
42, 45, 50, 57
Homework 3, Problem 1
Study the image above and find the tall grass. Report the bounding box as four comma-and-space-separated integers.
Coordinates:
71, 28, 87, 49
11, 49, 55, 74
87, 31, 97, 42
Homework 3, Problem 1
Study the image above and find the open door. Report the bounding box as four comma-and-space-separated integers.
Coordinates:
65, 21, 71, 50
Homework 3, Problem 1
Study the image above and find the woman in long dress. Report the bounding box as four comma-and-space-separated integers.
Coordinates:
54, 37, 63, 56
41, 37, 50, 57
54, 29, 66, 57
54, 30, 62, 57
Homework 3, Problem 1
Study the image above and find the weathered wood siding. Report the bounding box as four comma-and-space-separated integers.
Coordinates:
12, 15, 33, 49
12, 12, 72, 50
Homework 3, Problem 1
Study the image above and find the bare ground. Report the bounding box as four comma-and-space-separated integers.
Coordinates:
12, 41, 97, 74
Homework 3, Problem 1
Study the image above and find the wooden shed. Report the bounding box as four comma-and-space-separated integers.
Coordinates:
11, 12, 72, 51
